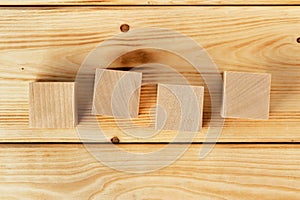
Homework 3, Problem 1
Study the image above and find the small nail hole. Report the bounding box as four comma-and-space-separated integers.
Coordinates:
111, 136, 120, 144
120, 24, 130, 33
21, 67, 24, 70
297, 37, 300, 43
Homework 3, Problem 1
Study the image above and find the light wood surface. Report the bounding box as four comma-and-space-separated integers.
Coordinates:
0, 144, 299, 199
92, 69, 142, 118
29, 82, 77, 128
0, 7, 300, 142
222, 71, 271, 120
1, 3, 299, 199
156, 84, 204, 132
1, 0, 300, 5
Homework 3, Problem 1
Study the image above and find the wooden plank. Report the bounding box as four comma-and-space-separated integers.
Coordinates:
222, 71, 271, 120
156, 83, 204, 132
1, 0, 300, 5
92, 69, 142, 118
0, 144, 299, 199
0, 7, 300, 142
29, 82, 77, 128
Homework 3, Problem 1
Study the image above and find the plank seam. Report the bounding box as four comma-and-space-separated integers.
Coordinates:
0, 142, 299, 145
1, 4, 300, 7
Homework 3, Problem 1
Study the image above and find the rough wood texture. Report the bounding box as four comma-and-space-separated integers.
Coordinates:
0, 144, 299, 199
156, 84, 204, 132
29, 82, 77, 128
222, 71, 271, 120
1, 0, 300, 5
1, 4, 299, 198
0, 7, 300, 142
92, 69, 142, 118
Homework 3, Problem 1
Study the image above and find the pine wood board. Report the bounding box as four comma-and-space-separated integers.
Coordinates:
0, 144, 299, 199
1, 0, 300, 5
0, 7, 300, 142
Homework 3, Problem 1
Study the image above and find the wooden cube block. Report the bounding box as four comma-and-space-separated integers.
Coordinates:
29, 82, 77, 128
92, 69, 142, 118
155, 84, 204, 132
222, 71, 271, 120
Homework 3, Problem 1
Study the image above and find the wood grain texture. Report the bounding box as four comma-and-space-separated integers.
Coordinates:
92, 69, 142, 118
1, 0, 300, 5
0, 7, 300, 142
29, 82, 77, 128
156, 84, 204, 132
0, 144, 299, 199
222, 71, 271, 120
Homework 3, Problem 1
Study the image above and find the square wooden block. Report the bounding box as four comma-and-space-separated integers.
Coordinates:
222, 71, 271, 120
155, 84, 204, 132
29, 82, 77, 128
92, 69, 142, 118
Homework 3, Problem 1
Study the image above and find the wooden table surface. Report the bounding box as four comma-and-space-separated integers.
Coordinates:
0, 1, 299, 199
